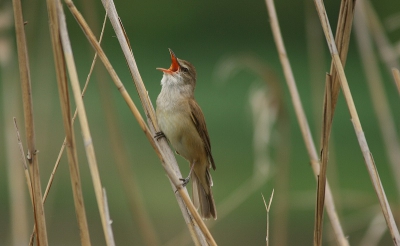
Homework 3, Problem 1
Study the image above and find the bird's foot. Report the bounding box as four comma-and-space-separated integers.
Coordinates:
174, 177, 190, 193
154, 131, 166, 141
179, 176, 190, 187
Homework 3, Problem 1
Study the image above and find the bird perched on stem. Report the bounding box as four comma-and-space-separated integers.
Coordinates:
155, 49, 217, 220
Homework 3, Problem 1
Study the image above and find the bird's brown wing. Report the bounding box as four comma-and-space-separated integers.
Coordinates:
189, 99, 216, 170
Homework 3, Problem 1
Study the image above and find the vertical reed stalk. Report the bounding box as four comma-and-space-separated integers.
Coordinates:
316, 0, 355, 244
12, 0, 48, 244
40, 9, 107, 211
28, 10, 108, 245
264, 0, 349, 245
313, 0, 400, 243
45, 0, 92, 245
56, 2, 116, 245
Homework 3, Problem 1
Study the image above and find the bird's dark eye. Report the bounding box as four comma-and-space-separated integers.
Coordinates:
181, 67, 189, 73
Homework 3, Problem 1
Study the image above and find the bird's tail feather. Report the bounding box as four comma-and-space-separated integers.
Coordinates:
192, 171, 216, 219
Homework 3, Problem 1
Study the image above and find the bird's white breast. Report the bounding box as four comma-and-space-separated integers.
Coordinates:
156, 75, 202, 161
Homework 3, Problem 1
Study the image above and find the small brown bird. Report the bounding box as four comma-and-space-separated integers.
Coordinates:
155, 49, 217, 219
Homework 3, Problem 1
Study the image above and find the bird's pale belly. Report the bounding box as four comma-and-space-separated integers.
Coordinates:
157, 110, 205, 162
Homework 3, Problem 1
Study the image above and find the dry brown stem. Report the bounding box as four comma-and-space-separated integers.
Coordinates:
12, 0, 48, 244
29, 11, 108, 246
57, 2, 115, 245
316, 0, 355, 245
44, 0, 92, 245
313, 0, 400, 243
264, 0, 348, 245
41, 11, 107, 208
325, 0, 355, 115
315, 73, 332, 246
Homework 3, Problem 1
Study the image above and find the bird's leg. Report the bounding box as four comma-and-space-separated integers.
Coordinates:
154, 131, 166, 141
180, 161, 196, 187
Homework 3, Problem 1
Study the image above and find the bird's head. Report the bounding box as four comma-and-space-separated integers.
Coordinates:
157, 49, 197, 89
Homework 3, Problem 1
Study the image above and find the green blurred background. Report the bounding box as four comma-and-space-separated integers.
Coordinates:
1, 0, 400, 245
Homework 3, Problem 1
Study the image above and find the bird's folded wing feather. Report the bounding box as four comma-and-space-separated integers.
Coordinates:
189, 99, 216, 170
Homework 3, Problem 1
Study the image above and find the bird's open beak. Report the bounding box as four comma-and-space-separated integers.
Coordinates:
157, 48, 180, 74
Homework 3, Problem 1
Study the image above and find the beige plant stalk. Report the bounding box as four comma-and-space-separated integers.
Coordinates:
56, 2, 116, 245
45, 0, 92, 245
313, 0, 400, 244
12, 0, 48, 244
264, 0, 349, 245
316, 0, 355, 244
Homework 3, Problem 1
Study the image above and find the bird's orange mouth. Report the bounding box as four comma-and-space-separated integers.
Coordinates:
157, 48, 180, 74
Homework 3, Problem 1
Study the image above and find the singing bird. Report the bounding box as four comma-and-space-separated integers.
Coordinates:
155, 49, 217, 219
